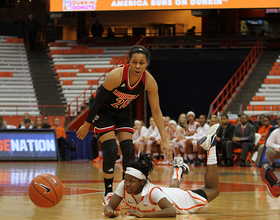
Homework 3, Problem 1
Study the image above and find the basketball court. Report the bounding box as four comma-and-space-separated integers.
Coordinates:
1, 161, 280, 220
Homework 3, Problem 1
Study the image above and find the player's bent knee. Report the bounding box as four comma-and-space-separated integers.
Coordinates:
103, 139, 118, 174
120, 139, 135, 159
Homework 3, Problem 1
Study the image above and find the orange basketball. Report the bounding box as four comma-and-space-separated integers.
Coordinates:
29, 174, 64, 208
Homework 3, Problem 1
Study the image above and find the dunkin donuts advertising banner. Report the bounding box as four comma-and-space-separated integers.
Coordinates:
50, 0, 280, 12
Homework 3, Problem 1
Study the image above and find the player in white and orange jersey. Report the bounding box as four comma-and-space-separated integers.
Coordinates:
104, 124, 220, 218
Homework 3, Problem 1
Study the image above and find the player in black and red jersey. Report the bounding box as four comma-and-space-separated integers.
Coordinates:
76, 45, 172, 207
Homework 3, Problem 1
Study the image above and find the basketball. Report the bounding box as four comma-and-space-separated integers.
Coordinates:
29, 174, 64, 208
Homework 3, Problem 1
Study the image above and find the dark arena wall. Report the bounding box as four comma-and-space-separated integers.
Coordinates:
146, 49, 250, 122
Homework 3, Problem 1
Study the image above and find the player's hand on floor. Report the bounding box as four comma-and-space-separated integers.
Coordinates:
104, 210, 119, 218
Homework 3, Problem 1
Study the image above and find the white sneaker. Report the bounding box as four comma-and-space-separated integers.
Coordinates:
173, 156, 190, 176
198, 123, 220, 150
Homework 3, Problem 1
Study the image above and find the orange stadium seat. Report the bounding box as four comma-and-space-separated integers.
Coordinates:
79, 68, 89, 73
272, 105, 280, 111
269, 70, 280, 75
62, 80, 73, 85
264, 79, 276, 84
75, 64, 85, 69
71, 46, 88, 50
88, 49, 104, 54
57, 72, 76, 77
91, 68, 110, 73
50, 50, 62, 54
259, 105, 271, 111
275, 79, 280, 84
6, 38, 15, 43
274, 62, 280, 67
272, 66, 280, 72
247, 105, 261, 111
0, 72, 13, 77
54, 64, 74, 70
14, 38, 24, 43
49, 42, 67, 47
253, 96, 265, 101
87, 80, 98, 85
110, 56, 123, 64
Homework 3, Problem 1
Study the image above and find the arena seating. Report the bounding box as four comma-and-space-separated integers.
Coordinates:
48, 40, 130, 114
244, 58, 280, 115
0, 36, 40, 116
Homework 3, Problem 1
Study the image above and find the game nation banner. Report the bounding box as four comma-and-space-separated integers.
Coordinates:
0, 129, 59, 161
50, 0, 280, 12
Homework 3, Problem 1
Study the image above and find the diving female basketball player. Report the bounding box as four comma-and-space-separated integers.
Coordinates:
104, 124, 220, 218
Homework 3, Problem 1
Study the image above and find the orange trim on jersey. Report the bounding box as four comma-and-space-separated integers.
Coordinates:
121, 64, 146, 91
175, 203, 206, 211
149, 186, 162, 206
175, 167, 179, 180
186, 190, 207, 204
123, 185, 126, 199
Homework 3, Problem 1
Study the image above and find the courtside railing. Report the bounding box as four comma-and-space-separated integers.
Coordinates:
66, 36, 146, 126
208, 37, 264, 116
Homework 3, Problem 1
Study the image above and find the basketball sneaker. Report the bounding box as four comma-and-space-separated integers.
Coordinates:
102, 192, 120, 210
198, 124, 220, 150
173, 156, 190, 176
261, 164, 280, 198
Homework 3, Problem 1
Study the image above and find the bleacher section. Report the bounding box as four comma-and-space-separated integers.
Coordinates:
245, 59, 280, 115
49, 40, 130, 114
0, 36, 40, 116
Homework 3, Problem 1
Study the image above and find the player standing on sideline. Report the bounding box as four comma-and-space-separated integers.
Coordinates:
76, 45, 173, 207
104, 123, 220, 218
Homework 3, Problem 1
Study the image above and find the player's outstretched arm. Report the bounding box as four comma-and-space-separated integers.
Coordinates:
104, 194, 122, 218
124, 197, 176, 218
146, 73, 173, 160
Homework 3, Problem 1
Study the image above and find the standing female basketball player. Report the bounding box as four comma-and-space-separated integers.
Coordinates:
104, 124, 220, 218
76, 45, 172, 206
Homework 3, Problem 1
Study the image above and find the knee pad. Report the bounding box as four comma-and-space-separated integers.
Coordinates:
120, 139, 135, 171
102, 139, 118, 174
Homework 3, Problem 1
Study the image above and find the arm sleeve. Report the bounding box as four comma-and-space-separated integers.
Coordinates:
85, 85, 111, 123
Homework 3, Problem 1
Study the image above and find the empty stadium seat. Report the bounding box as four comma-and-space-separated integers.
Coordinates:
48, 40, 129, 115
244, 56, 280, 116
0, 35, 40, 116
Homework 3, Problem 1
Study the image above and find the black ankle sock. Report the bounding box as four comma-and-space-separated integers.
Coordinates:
104, 178, 113, 196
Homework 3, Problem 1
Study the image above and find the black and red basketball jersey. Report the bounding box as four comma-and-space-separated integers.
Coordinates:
100, 64, 146, 110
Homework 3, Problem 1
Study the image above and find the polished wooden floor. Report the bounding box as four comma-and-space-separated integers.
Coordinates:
1, 161, 280, 220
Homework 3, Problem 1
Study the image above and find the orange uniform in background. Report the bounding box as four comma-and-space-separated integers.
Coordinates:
51, 126, 66, 139
257, 125, 273, 145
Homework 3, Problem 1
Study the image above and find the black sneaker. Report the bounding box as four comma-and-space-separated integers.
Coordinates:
194, 159, 203, 167
173, 157, 190, 176
261, 164, 280, 198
